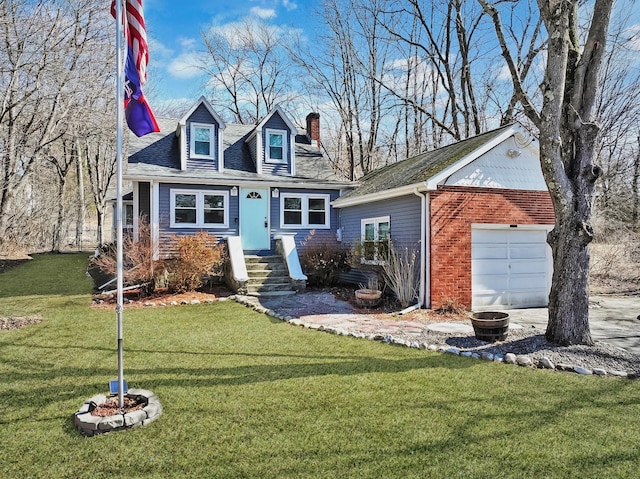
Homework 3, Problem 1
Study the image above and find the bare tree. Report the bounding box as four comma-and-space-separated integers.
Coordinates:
479, 0, 616, 345
292, 0, 397, 179
0, 0, 113, 252
199, 18, 296, 124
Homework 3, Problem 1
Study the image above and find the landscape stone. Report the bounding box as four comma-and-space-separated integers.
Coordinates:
504, 353, 517, 364
573, 366, 593, 375
516, 356, 533, 367
538, 357, 555, 369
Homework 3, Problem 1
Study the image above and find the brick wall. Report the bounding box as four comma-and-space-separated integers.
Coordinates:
430, 186, 554, 309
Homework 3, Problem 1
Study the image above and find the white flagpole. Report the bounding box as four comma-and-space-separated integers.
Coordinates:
115, 0, 126, 410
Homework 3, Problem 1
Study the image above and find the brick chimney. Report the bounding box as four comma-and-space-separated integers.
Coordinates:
306, 112, 320, 148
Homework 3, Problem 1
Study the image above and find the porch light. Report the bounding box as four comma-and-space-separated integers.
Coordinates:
230, 186, 238, 196
272, 188, 279, 198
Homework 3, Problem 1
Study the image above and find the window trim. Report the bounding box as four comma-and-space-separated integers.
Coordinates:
265, 128, 288, 164
170, 189, 229, 228
280, 193, 330, 229
190, 123, 215, 159
360, 216, 390, 264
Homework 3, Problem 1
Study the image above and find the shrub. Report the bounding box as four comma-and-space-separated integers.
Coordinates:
90, 218, 162, 296
167, 232, 225, 293
299, 230, 351, 287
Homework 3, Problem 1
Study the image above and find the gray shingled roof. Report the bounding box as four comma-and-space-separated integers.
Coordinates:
125, 117, 348, 186
338, 125, 512, 200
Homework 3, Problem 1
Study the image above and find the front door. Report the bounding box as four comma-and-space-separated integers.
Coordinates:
240, 187, 270, 250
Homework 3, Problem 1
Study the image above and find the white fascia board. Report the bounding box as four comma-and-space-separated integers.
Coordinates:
256, 104, 298, 134
178, 123, 187, 171
425, 126, 517, 189
332, 183, 428, 208
122, 174, 347, 190
178, 96, 226, 129
218, 128, 224, 173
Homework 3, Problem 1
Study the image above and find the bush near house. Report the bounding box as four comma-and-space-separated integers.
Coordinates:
90, 219, 162, 296
299, 230, 351, 287
166, 232, 226, 293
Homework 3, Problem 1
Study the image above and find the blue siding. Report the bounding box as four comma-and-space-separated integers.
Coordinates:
158, 183, 239, 256
339, 195, 423, 284
246, 134, 257, 167
262, 113, 292, 175
339, 195, 422, 247
270, 188, 340, 251
186, 104, 219, 170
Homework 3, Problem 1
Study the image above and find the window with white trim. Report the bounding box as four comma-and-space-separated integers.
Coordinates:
266, 129, 287, 163
170, 189, 228, 228
190, 123, 214, 159
124, 202, 134, 231
361, 216, 390, 263
281, 194, 330, 228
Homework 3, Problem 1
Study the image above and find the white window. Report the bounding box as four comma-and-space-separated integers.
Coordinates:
266, 129, 287, 163
190, 123, 214, 159
361, 216, 390, 263
170, 189, 228, 228
124, 202, 134, 231
281, 194, 330, 228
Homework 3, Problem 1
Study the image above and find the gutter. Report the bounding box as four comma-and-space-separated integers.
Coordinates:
412, 188, 429, 309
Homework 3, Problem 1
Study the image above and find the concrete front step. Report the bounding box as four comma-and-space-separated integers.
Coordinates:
246, 290, 297, 298
248, 276, 290, 285
244, 254, 295, 295
247, 283, 294, 293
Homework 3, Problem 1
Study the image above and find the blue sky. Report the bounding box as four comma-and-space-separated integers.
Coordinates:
141, 0, 316, 107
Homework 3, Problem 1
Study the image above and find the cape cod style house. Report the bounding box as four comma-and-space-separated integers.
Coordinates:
124, 97, 350, 295
124, 97, 554, 310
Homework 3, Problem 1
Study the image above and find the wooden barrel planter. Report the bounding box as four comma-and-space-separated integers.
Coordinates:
470, 312, 510, 342
355, 289, 382, 308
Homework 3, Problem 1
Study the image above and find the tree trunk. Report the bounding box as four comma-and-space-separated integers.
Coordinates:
75, 140, 86, 250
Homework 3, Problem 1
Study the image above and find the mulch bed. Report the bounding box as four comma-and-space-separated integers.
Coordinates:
91, 396, 146, 417
0, 316, 43, 330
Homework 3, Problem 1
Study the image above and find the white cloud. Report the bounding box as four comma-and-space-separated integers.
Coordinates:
282, 0, 298, 11
168, 52, 202, 79
250, 7, 276, 20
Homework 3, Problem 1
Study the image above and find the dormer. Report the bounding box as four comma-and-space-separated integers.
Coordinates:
245, 105, 297, 176
176, 96, 226, 172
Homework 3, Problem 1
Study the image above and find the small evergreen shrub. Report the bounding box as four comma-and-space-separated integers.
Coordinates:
167, 232, 225, 293
300, 230, 351, 287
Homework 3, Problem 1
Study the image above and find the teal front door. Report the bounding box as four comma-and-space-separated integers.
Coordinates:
240, 187, 270, 250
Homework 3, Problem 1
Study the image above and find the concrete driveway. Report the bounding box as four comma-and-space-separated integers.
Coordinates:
504, 295, 640, 355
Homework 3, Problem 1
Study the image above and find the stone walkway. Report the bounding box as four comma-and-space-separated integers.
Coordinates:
234, 291, 523, 339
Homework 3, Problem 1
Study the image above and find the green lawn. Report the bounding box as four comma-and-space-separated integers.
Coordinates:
1, 254, 639, 478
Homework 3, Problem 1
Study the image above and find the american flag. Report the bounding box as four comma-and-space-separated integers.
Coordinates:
112, 0, 150, 85
112, 0, 159, 137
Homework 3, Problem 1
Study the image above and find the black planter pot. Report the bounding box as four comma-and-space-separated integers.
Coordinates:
470, 312, 510, 342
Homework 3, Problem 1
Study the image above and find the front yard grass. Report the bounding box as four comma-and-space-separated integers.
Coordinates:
1, 253, 639, 478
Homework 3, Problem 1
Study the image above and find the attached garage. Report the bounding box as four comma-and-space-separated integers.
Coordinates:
471, 226, 552, 310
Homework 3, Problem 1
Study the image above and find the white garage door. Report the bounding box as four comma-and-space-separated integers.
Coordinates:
472, 226, 552, 310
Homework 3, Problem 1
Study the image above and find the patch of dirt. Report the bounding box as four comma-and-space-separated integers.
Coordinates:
0, 316, 43, 330
91, 286, 232, 309
315, 286, 469, 321
91, 396, 145, 417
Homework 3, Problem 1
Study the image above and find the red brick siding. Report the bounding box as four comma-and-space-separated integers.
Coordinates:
429, 186, 554, 309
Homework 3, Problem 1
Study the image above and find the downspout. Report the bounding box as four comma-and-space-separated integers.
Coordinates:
399, 188, 427, 314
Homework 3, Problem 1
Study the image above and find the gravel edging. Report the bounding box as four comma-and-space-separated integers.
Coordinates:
233, 295, 640, 379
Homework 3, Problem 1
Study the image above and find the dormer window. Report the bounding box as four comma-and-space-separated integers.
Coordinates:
190, 123, 214, 159
266, 129, 287, 163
